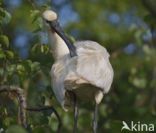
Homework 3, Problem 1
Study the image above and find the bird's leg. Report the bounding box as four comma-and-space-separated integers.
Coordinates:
73, 93, 79, 133
93, 102, 98, 133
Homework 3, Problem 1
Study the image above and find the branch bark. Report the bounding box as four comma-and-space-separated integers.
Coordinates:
0, 85, 27, 128
0, 85, 62, 132
26, 106, 62, 133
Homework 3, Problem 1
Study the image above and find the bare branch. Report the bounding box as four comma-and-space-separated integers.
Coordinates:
26, 106, 62, 133
0, 85, 62, 132
0, 85, 27, 128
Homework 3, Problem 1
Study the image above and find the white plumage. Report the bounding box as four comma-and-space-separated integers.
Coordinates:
42, 10, 114, 132
51, 41, 114, 110
42, 10, 57, 21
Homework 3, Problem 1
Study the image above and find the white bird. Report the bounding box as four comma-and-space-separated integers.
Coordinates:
42, 10, 114, 133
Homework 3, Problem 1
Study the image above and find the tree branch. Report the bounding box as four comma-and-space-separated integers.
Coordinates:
0, 85, 27, 128
0, 85, 62, 132
26, 106, 62, 133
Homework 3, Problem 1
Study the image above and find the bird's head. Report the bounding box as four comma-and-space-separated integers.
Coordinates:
42, 10, 77, 57
42, 10, 59, 32
42, 10, 57, 22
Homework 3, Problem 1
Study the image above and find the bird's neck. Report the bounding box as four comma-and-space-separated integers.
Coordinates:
48, 30, 69, 61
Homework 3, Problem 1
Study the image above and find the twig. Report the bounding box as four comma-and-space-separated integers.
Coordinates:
26, 0, 38, 10
26, 106, 62, 133
0, 85, 27, 128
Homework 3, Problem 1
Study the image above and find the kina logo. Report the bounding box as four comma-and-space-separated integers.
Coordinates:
121, 121, 154, 132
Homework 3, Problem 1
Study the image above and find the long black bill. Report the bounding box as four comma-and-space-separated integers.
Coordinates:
47, 20, 77, 57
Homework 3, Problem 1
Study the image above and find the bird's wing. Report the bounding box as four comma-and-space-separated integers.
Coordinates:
51, 56, 72, 111
74, 41, 114, 93
51, 41, 114, 109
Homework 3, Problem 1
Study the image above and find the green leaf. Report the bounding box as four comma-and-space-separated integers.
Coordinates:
3, 117, 13, 126
66, 34, 76, 43
30, 10, 40, 23
0, 35, 9, 48
43, 45, 50, 54
33, 26, 42, 33
21, 60, 32, 72
31, 43, 39, 52
31, 62, 40, 72
3, 10, 12, 24
7, 64, 16, 75
0, 48, 6, 59
17, 64, 25, 74
0, 9, 12, 24
40, 45, 50, 54
32, 17, 43, 33
132, 77, 147, 88
41, 45, 44, 53
6, 50, 14, 59
6, 125, 27, 133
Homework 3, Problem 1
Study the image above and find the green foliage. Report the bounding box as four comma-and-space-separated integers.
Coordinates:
0, 0, 156, 133
6, 125, 27, 133
30, 10, 43, 32
0, 35, 9, 48
0, 7, 11, 25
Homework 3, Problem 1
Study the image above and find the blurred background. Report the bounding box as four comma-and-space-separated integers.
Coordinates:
0, 0, 156, 132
